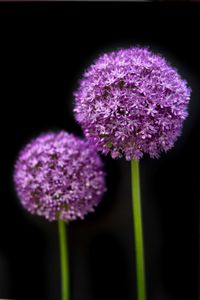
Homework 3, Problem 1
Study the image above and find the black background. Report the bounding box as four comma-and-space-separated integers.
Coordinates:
0, 3, 199, 300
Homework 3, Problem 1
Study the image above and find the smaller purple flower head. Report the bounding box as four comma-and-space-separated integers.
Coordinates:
74, 47, 191, 160
14, 131, 106, 222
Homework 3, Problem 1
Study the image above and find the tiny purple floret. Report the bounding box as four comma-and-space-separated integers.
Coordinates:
14, 131, 106, 221
74, 47, 191, 160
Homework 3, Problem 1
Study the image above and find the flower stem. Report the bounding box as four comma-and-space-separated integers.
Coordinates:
58, 220, 70, 300
131, 160, 146, 300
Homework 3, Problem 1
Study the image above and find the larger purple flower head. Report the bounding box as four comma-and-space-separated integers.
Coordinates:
74, 47, 191, 160
14, 131, 106, 221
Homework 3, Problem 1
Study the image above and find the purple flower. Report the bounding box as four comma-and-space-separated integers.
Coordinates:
74, 47, 191, 160
14, 131, 106, 221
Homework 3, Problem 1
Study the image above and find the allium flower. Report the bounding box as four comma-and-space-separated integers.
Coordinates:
14, 131, 106, 221
74, 47, 191, 160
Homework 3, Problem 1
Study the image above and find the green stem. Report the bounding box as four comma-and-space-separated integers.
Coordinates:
58, 220, 70, 300
131, 160, 146, 300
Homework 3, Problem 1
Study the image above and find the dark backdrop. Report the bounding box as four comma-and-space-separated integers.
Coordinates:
0, 3, 199, 300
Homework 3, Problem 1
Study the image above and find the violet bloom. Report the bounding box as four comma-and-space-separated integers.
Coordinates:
14, 131, 106, 221
74, 47, 191, 160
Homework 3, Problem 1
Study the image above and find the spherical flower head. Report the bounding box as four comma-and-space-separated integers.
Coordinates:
74, 47, 191, 160
14, 131, 106, 221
